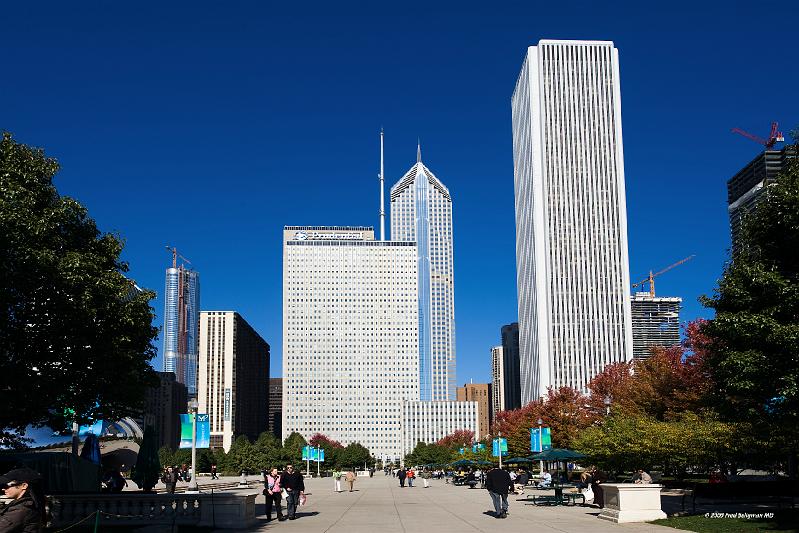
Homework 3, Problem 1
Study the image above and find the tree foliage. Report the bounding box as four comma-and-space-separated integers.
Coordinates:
436, 429, 474, 449
0, 132, 159, 445
701, 152, 799, 436
405, 441, 454, 466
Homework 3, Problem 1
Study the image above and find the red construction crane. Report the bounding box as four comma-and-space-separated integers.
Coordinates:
165, 246, 192, 268
731, 122, 785, 150
632, 255, 695, 298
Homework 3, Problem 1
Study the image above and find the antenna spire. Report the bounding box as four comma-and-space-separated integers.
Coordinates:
379, 129, 385, 241
417, 138, 421, 163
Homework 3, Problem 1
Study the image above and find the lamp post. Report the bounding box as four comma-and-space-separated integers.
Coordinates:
537, 418, 544, 475
604, 395, 612, 416
497, 432, 503, 469
187, 399, 199, 493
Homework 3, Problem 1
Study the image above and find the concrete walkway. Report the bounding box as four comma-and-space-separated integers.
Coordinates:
235, 475, 675, 532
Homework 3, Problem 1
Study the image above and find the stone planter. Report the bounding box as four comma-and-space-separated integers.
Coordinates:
598, 483, 667, 523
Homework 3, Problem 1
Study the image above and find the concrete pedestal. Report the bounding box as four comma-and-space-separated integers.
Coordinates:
598, 484, 667, 523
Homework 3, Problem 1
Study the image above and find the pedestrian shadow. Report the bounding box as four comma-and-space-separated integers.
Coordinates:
482, 511, 498, 517
297, 511, 320, 517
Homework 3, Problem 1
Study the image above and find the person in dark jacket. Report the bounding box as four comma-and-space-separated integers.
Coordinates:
0, 467, 45, 533
397, 468, 407, 487
279, 465, 305, 520
162, 466, 178, 494
485, 467, 513, 519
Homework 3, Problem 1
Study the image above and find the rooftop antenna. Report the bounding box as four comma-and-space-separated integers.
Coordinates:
417, 138, 421, 163
379, 128, 385, 241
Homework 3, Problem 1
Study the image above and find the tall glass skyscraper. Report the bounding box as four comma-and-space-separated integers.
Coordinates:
163, 265, 200, 397
390, 147, 456, 401
511, 40, 633, 402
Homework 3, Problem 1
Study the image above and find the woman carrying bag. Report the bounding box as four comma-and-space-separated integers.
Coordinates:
263, 467, 285, 522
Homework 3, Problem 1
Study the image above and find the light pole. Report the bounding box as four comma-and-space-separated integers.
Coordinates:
537, 417, 544, 476
187, 399, 199, 493
604, 395, 612, 416
497, 432, 503, 469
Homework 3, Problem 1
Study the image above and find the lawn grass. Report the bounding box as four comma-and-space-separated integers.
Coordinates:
652, 510, 799, 533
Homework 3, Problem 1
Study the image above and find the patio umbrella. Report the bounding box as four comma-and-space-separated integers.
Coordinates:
474, 460, 492, 466
530, 449, 587, 484
450, 459, 476, 467
505, 457, 533, 464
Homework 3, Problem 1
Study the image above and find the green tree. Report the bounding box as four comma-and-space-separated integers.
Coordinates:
701, 145, 799, 472
282, 432, 307, 467
0, 133, 159, 445
339, 442, 372, 469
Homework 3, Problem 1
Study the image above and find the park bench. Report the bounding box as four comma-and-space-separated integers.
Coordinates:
527, 492, 585, 506
683, 480, 799, 512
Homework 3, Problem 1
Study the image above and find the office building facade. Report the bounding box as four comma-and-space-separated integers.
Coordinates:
456, 383, 492, 439
163, 266, 200, 396
137, 371, 188, 450
401, 401, 479, 457
500, 323, 521, 410
728, 146, 797, 253
512, 40, 633, 402
491, 346, 505, 417
390, 150, 456, 401
283, 226, 418, 462
630, 294, 681, 360
268, 378, 283, 439
198, 311, 270, 451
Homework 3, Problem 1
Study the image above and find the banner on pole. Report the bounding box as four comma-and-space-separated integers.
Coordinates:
492, 437, 508, 457
472, 443, 485, 453
179, 414, 210, 449
530, 427, 552, 452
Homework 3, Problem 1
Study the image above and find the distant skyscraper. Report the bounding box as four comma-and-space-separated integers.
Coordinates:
728, 146, 796, 253
456, 383, 491, 439
268, 378, 283, 439
282, 226, 418, 462
136, 371, 188, 450
491, 346, 505, 417
390, 147, 456, 401
500, 323, 521, 410
630, 294, 681, 360
197, 311, 270, 451
512, 40, 633, 402
163, 258, 200, 397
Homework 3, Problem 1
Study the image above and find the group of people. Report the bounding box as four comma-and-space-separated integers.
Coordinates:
332, 469, 357, 492
160, 464, 192, 493
261, 464, 306, 522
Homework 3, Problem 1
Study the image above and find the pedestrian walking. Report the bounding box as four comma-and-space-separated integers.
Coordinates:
211, 464, 219, 480
263, 467, 284, 522
407, 468, 415, 487
397, 467, 407, 487
333, 469, 343, 492
0, 467, 46, 533
279, 464, 305, 521
345, 470, 356, 492
422, 469, 431, 488
485, 465, 513, 519
162, 466, 178, 494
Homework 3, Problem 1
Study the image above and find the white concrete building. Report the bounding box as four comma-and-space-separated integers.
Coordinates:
197, 311, 270, 452
401, 401, 479, 457
490, 346, 505, 416
390, 147, 456, 401
630, 294, 681, 360
282, 226, 418, 462
511, 40, 633, 402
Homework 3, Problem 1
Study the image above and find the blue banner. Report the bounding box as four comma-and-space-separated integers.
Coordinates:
179, 414, 210, 449
78, 420, 104, 436
472, 443, 485, 453
530, 427, 552, 452
492, 437, 508, 457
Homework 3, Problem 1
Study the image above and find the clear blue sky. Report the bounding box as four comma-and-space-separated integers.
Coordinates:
3, 1, 798, 385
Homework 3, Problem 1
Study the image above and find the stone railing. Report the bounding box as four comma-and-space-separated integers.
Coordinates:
48, 492, 257, 530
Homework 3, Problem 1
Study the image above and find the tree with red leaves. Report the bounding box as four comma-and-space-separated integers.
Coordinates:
436, 429, 475, 449
309, 433, 344, 449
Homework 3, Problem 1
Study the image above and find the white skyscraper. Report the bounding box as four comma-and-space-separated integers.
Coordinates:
282, 226, 418, 462
511, 40, 633, 402
390, 147, 456, 401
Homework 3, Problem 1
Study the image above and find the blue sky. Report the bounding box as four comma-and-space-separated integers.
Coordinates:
3, 1, 798, 385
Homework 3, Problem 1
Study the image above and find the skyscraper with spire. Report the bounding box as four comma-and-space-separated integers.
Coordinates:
163, 248, 201, 397
390, 145, 456, 401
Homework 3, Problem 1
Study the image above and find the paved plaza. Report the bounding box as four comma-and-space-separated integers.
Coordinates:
228, 474, 675, 533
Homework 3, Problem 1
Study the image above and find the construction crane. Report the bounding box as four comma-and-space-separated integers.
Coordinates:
632, 255, 695, 298
165, 246, 192, 269
731, 121, 785, 150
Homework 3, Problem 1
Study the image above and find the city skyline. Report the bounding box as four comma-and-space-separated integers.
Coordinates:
4, 3, 798, 387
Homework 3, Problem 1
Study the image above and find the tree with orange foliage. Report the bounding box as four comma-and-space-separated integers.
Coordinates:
436, 429, 475, 449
